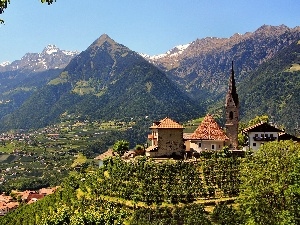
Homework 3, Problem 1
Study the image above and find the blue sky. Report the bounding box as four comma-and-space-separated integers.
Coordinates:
0, 0, 299, 63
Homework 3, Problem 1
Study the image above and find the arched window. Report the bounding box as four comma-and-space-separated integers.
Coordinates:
229, 111, 233, 120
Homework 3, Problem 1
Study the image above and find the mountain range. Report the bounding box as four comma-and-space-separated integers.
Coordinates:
0, 34, 202, 130
0, 45, 79, 72
0, 24, 299, 132
0, 45, 79, 121
144, 25, 300, 103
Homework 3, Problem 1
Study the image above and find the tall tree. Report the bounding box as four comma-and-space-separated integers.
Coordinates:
112, 140, 129, 156
238, 140, 300, 224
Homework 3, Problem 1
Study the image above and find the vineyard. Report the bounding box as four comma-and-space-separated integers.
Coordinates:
84, 156, 242, 204
1, 141, 299, 224
0, 155, 242, 224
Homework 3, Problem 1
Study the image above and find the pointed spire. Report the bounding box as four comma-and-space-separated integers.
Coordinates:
228, 61, 239, 106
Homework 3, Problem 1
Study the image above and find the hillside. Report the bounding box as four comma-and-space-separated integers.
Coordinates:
1, 140, 299, 224
146, 25, 300, 104
0, 35, 202, 130
0, 45, 79, 121
0, 69, 62, 119
238, 40, 300, 132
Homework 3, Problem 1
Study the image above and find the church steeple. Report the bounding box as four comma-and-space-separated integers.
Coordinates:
227, 61, 239, 107
225, 61, 239, 149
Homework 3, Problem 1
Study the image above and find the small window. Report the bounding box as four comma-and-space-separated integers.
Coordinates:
253, 143, 257, 147
261, 134, 264, 138
270, 134, 274, 138
229, 111, 233, 120
211, 144, 215, 150
265, 134, 268, 138
198, 143, 202, 148
255, 134, 258, 137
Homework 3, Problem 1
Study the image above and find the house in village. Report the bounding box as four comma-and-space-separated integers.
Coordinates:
0, 187, 58, 216
243, 122, 300, 151
0, 194, 19, 216
184, 114, 229, 153
242, 122, 283, 151
95, 61, 299, 160
146, 117, 184, 157
144, 62, 239, 157
0, 201, 19, 216
94, 62, 239, 159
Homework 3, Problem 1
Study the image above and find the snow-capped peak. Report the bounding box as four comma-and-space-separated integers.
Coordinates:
43, 44, 59, 55
0, 61, 10, 67
173, 43, 190, 52
149, 43, 190, 60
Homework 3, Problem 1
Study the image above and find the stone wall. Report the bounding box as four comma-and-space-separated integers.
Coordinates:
157, 128, 184, 157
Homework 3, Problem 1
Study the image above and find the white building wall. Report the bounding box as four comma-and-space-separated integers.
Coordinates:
185, 140, 225, 152
247, 131, 278, 151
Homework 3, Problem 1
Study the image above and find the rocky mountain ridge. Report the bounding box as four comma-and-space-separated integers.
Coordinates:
143, 25, 300, 101
0, 45, 79, 73
0, 25, 299, 132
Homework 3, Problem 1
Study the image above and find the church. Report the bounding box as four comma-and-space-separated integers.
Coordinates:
145, 62, 239, 157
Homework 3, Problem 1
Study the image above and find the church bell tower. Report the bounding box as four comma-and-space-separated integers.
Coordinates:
225, 61, 239, 149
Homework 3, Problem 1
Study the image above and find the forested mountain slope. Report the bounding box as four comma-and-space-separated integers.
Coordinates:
0, 35, 202, 130
0, 45, 78, 122
238, 40, 300, 132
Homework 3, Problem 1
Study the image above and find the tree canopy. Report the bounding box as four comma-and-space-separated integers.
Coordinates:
238, 140, 300, 224
112, 140, 129, 156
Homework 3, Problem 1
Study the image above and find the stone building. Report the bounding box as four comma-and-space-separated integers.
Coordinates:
225, 61, 239, 149
146, 117, 184, 157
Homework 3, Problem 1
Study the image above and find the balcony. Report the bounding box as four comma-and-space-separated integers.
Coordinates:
253, 136, 277, 141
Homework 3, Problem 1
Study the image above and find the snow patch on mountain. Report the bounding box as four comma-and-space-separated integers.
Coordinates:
62, 50, 80, 56
0, 61, 10, 67
149, 43, 190, 60
0, 45, 79, 72
43, 44, 59, 55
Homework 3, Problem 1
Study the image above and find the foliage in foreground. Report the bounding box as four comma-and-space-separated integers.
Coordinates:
239, 140, 300, 224
1, 141, 300, 224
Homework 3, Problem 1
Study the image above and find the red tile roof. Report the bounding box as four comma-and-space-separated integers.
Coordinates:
27, 193, 44, 203
0, 194, 13, 203
190, 114, 229, 141
150, 117, 183, 129
6, 202, 19, 209
39, 187, 57, 195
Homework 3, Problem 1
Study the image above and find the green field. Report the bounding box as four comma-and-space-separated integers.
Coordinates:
0, 154, 19, 164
